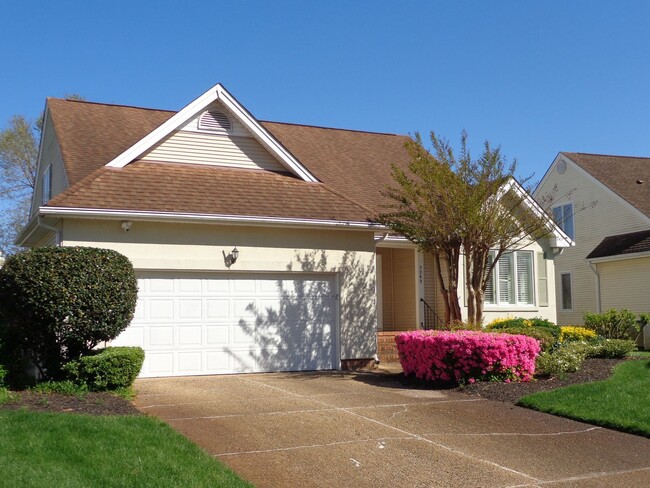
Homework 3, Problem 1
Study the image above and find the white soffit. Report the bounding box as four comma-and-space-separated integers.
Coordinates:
104, 84, 319, 182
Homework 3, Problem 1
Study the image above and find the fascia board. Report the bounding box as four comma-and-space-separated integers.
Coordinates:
28, 102, 51, 217
105, 85, 221, 169
104, 84, 319, 183
501, 178, 574, 247
588, 250, 650, 264
38, 206, 382, 231
215, 86, 319, 182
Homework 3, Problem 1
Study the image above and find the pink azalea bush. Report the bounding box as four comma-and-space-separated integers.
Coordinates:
395, 330, 540, 383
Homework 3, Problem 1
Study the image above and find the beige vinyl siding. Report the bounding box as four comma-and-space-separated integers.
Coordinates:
34, 230, 58, 247
535, 156, 650, 325
31, 111, 69, 217
377, 248, 394, 329
178, 101, 249, 136
377, 248, 416, 330
598, 257, 650, 314
141, 130, 286, 172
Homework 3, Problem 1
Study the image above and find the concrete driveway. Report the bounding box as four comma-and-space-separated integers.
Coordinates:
134, 369, 650, 488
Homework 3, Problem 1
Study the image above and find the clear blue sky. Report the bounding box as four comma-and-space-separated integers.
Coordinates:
2, 0, 650, 183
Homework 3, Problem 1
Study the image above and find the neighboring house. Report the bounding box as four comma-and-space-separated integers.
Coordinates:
18, 84, 570, 377
534, 153, 650, 331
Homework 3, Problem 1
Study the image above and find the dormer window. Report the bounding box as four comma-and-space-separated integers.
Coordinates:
198, 110, 232, 133
41, 164, 52, 204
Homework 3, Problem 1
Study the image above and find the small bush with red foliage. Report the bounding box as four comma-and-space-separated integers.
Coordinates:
395, 330, 540, 384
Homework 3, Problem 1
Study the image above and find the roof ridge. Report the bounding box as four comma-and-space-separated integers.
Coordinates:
48, 97, 176, 114
564, 151, 650, 161
261, 120, 408, 137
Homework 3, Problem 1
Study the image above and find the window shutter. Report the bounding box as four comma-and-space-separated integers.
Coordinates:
484, 252, 495, 304
516, 252, 533, 305
537, 253, 548, 307
498, 253, 514, 304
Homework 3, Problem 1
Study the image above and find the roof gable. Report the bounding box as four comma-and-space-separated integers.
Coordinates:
105, 84, 319, 182
562, 152, 650, 218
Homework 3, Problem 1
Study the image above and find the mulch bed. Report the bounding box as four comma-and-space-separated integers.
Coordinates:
459, 358, 625, 404
0, 391, 141, 416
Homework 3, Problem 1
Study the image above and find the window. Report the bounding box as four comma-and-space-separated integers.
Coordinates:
561, 272, 573, 310
485, 250, 534, 306
41, 165, 52, 204
552, 203, 574, 240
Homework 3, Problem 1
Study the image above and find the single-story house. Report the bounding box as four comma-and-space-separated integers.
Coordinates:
534, 153, 650, 347
18, 84, 571, 377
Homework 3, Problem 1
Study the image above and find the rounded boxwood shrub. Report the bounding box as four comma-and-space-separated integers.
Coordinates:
0, 247, 137, 379
62, 347, 145, 391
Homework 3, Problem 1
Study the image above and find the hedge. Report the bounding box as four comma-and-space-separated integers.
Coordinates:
62, 347, 145, 390
0, 247, 138, 379
395, 330, 540, 384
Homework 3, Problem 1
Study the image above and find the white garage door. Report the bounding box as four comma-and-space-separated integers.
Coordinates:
112, 272, 338, 377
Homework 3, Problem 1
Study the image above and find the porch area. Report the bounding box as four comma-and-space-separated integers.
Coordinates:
376, 245, 445, 363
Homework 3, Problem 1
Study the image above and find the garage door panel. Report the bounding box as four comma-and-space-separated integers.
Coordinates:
177, 325, 202, 346
148, 326, 174, 347
206, 299, 229, 319
178, 299, 202, 319
177, 351, 202, 374
206, 325, 229, 344
123, 272, 337, 377
149, 299, 174, 319
149, 278, 174, 293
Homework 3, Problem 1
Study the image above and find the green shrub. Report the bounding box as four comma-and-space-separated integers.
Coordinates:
560, 326, 598, 342
32, 380, 88, 396
535, 342, 588, 377
0, 363, 6, 388
0, 247, 138, 379
492, 326, 558, 351
588, 339, 637, 359
583, 309, 639, 340
62, 347, 145, 391
486, 317, 561, 339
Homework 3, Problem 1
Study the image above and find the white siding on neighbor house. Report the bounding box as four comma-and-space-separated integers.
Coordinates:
60, 219, 377, 362
141, 100, 286, 172
535, 156, 650, 325
31, 111, 69, 217
597, 257, 650, 314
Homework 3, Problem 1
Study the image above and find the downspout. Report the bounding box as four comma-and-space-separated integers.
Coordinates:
588, 260, 601, 313
37, 216, 61, 245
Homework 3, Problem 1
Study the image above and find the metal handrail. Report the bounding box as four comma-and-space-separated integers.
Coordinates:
420, 298, 445, 330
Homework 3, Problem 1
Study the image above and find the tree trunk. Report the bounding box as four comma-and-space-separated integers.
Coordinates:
434, 253, 451, 324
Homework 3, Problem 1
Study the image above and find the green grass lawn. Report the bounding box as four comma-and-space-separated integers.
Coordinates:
0, 410, 252, 488
518, 359, 650, 437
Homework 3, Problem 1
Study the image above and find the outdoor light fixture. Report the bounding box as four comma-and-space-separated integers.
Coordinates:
231, 247, 239, 263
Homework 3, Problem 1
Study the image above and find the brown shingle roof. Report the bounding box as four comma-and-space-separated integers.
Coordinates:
48, 162, 371, 222
564, 152, 650, 218
48, 99, 174, 185
586, 229, 650, 259
46, 99, 411, 222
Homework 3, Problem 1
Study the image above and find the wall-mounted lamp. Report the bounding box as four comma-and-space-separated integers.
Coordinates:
223, 247, 240, 268
121, 221, 132, 232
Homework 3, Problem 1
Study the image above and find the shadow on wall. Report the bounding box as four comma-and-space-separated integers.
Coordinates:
225, 250, 376, 372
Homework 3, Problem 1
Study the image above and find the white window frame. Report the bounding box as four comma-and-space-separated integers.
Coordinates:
552, 202, 575, 240
41, 164, 52, 205
485, 250, 535, 307
560, 272, 573, 311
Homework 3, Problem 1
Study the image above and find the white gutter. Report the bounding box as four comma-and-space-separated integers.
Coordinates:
39, 206, 385, 231
588, 261, 602, 314
587, 250, 650, 264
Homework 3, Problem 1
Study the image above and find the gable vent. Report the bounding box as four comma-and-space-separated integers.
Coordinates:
198, 110, 232, 133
